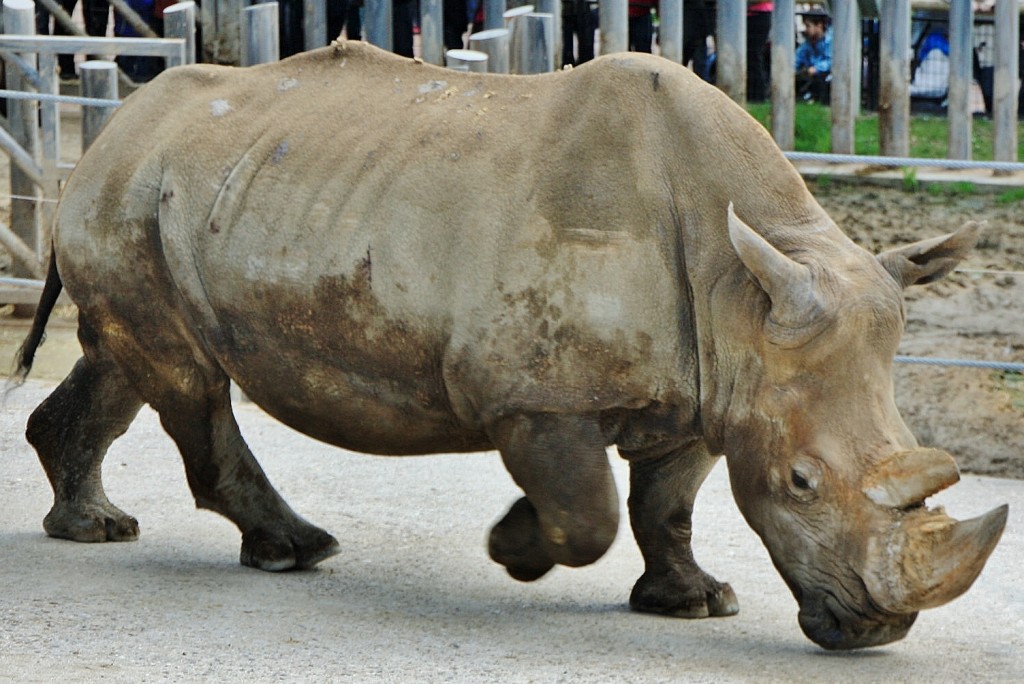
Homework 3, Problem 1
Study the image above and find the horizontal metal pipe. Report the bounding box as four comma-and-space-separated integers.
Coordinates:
0, 88, 122, 108
785, 152, 1024, 173
0, 35, 186, 59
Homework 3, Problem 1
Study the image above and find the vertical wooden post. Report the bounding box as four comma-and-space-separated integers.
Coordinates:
242, 3, 281, 66
879, 0, 910, 156
81, 61, 119, 151
717, 0, 746, 104
659, 0, 683, 64
202, 0, 246, 64
947, 0, 973, 159
599, 0, 628, 55
831, 0, 860, 154
993, 0, 1020, 162
421, 0, 444, 65
165, 2, 198, 65
771, 0, 795, 150
3, 0, 41, 278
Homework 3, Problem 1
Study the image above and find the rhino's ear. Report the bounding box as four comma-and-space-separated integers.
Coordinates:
727, 203, 824, 336
877, 221, 982, 289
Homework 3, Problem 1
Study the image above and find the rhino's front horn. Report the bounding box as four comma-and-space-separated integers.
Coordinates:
864, 504, 1008, 614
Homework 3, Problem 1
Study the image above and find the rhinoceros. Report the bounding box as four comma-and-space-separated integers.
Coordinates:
14, 42, 1006, 650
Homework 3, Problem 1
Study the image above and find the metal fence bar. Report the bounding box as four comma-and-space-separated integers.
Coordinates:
659, 0, 683, 63
785, 151, 1024, 172
304, 0, 327, 51
0, 89, 122, 107
534, 0, 561, 69
81, 61, 119, 150
0, 36, 187, 61
36, 49, 60, 244
4, 0, 42, 283
514, 13, 554, 74
505, 6, 534, 74
484, 0, 507, 31
0, 49, 46, 90
446, 49, 488, 72
0, 275, 72, 305
365, 0, 394, 52
165, 2, 198, 65
37, 51, 59, 175
470, 28, 510, 74
896, 356, 1024, 372
0, 126, 43, 187
0, 221, 44, 279
242, 3, 280, 66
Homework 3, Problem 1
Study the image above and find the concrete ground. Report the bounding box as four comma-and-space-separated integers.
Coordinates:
1, 379, 1021, 682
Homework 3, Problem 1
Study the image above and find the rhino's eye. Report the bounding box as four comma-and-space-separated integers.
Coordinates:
787, 463, 821, 503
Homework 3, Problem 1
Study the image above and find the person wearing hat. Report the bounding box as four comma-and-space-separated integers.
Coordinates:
795, 9, 832, 103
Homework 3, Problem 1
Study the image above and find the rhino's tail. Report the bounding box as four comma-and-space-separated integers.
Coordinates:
8, 250, 64, 389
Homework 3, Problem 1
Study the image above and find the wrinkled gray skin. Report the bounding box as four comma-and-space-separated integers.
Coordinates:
16, 43, 1006, 650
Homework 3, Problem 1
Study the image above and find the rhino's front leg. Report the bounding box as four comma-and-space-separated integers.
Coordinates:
488, 413, 619, 581
625, 441, 739, 618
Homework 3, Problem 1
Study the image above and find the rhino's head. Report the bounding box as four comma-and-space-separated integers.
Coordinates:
713, 205, 1007, 650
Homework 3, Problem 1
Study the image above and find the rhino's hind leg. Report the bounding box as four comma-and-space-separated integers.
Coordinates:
150, 372, 340, 572
625, 442, 739, 618
488, 413, 619, 581
26, 355, 144, 542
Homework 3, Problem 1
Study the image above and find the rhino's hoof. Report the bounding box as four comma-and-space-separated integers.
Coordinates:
489, 497, 556, 582
240, 526, 341, 572
629, 572, 740, 619
43, 502, 140, 543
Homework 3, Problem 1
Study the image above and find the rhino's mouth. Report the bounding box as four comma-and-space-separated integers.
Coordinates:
797, 592, 916, 650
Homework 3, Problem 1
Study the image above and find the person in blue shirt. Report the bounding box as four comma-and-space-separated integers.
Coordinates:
795, 11, 832, 104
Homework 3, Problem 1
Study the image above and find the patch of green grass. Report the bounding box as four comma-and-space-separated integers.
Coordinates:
997, 186, 1024, 204
747, 102, 1024, 160
901, 167, 920, 193
927, 181, 977, 197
